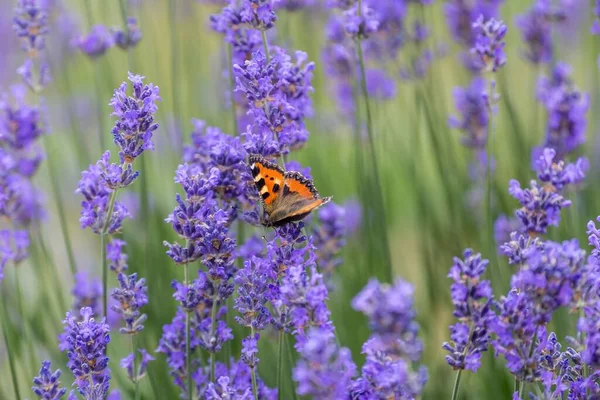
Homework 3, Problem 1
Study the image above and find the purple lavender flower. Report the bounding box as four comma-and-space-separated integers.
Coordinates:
351, 278, 427, 398
508, 180, 570, 236
107, 239, 128, 273
353, 278, 423, 361
0, 229, 30, 280
234, 257, 272, 331
112, 17, 142, 50
12, 0, 49, 54
206, 376, 251, 399
240, 0, 277, 30
534, 148, 588, 190
593, 1, 600, 35
111, 272, 148, 334
59, 307, 111, 397
536, 62, 589, 159
234, 48, 314, 156
449, 77, 489, 150
311, 202, 347, 284
109, 72, 161, 164
120, 349, 154, 382
341, 2, 380, 39
491, 289, 546, 381
156, 308, 199, 391
78, 25, 114, 58
512, 240, 583, 324
293, 328, 356, 399
32, 360, 67, 399
277, 225, 333, 337
210, 4, 261, 64
276, 0, 318, 11
241, 334, 260, 368
444, 0, 503, 48
182, 120, 249, 205
509, 148, 586, 235
76, 156, 132, 235
72, 271, 103, 317
516, 0, 565, 64
470, 15, 507, 72
443, 249, 495, 372
0, 87, 45, 172
200, 359, 277, 399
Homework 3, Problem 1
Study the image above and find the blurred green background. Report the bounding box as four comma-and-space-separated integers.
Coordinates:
1, 0, 599, 399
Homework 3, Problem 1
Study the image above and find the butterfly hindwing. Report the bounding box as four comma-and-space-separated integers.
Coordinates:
248, 155, 285, 208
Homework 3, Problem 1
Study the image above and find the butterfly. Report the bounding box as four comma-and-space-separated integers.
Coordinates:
248, 154, 332, 227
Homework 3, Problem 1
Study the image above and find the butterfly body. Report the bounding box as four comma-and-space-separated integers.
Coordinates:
248, 155, 331, 227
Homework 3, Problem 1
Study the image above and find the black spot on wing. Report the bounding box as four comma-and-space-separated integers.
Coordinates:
255, 178, 266, 189
283, 184, 290, 195
273, 183, 280, 193
262, 192, 270, 200
251, 165, 260, 177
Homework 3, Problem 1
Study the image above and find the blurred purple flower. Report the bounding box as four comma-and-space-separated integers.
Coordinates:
112, 17, 142, 50
449, 77, 489, 150
72, 270, 102, 318
351, 278, 427, 398
13, 0, 49, 54
293, 328, 356, 399
444, 0, 503, 48
31, 360, 67, 399
240, 0, 277, 30
111, 272, 148, 334
516, 0, 565, 64
120, 349, 154, 382
59, 307, 111, 398
107, 239, 128, 273
77, 25, 114, 58
443, 249, 495, 372
109, 72, 161, 164
536, 62, 589, 159
470, 15, 507, 72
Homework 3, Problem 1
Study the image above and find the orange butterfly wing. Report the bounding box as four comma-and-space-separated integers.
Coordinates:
282, 171, 331, 218
248, 155, 285, 206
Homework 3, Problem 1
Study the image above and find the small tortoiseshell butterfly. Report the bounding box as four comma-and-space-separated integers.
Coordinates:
248, 155, 332, 227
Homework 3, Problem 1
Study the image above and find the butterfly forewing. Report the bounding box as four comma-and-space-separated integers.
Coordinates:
248, 155, 285, 210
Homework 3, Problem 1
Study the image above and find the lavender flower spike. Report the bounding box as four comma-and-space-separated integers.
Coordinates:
443, 249, 495, 372
471, 15, 507, 73
109, 72, 161, 164
32, 361, 67, 399
59, 307, 111, 398
111, 272, 148, 334
78, 25, 114, 58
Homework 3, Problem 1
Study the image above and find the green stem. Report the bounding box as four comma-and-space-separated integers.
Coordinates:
168, 0, 182, 136
450, 369, 462, 400
130, 335, 140, 400
519, 330, 539, 397
227, 43, 239, 136
93, 61, 106, 151
2, 279, 21, 400
118, 0, 134, 69
286, 334, 300, 400
486, 78, 496, 266
209, 282, 219, 382
250, 328, 259, 400
355, 24, 392, 279
261, 29, 270, 63
277, 330, 284, 400
184, 255, 193, 400
101, 189, 119, 317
